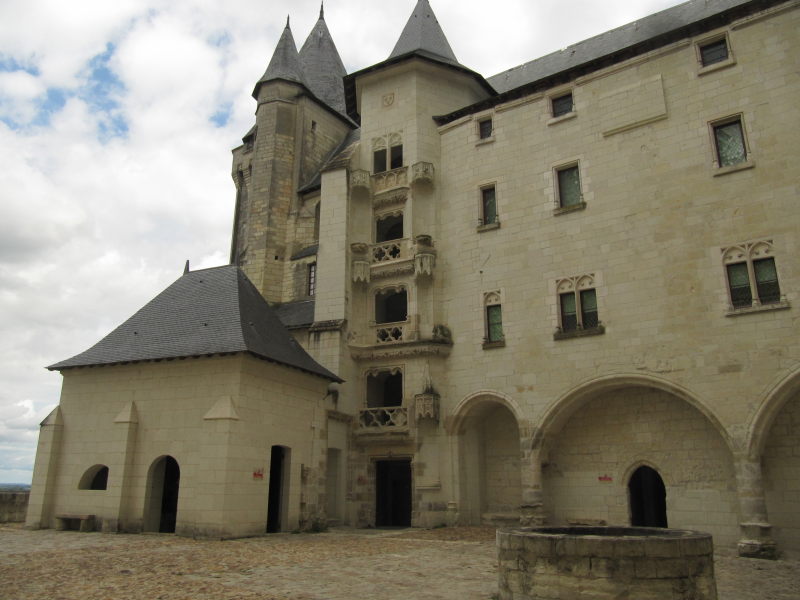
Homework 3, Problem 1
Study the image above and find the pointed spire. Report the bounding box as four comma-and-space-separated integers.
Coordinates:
389, 0, 459, 64
299, 5, 347, 114
253, 17, 309, 98
319, 2, 324, 19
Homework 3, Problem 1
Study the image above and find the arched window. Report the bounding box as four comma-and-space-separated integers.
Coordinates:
78, 465, 109, 490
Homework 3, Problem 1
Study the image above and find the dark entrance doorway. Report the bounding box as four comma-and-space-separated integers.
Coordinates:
629, 465, 667, 527
267, 445, 288, 533
375, 459, 411, 527
145, 455, 180, 533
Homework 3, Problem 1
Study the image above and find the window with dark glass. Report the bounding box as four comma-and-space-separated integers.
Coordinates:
481, 186, 497, 225
307, 262, 317, 296
390, 145, 403, 169
486, 304, 503, 342
374, 149, 387, 173
726, 263, 752, 308
479, 118, 493, 139
552, 93, 573, 117
714, 120, 746, 167
727, 258, 781, 308
560, 288, 598, 332
580, 289, 598, 328
560, 293, 578, 332
700, 38, 729, 66
557, 165, 581, 207
754, 258, 781, 304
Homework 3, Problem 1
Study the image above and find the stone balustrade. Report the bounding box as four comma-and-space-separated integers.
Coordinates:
358, 407, 409, 430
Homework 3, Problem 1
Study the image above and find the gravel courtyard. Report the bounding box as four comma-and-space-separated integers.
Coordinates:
0, 524, 797, 599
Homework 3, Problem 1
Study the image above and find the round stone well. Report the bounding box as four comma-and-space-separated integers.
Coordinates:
496, 526, 717, 600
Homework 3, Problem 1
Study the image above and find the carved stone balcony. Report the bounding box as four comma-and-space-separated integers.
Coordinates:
376, 323, 406, 344
372, 240, 406, 263
411, 161, 434, 186
359, 406, 409, 429
356, 406, 411, 443
351, 169, 371, 191
372, 166, 408, 194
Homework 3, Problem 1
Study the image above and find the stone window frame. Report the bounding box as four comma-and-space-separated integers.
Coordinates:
721, 239, 790, 317
475, 110, 496, 145
374, 208, 405, 243
477, 181, 500, 232
552, 160, 586, 215
372, 283, 410, 326
547, 87, 577, 126
482, 289, 505, 349
553, 274, 605, 340
364, 365, 405, 409
696, 31, 736, 76
708, 113, 755, 176
372, 132, 404, 174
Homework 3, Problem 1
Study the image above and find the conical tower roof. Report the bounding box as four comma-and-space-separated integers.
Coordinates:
253, 17, 309, 98
299, 3, 347, 114
389, 0, 459, 65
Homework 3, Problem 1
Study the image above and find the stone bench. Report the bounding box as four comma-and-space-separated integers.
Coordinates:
56, 514, 95, 532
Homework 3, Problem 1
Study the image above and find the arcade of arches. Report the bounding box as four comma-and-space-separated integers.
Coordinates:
453, 383, 798, 555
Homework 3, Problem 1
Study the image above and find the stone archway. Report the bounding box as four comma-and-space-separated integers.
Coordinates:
453, 393, 522, 526
749, 370, 800, 553
143, 455, 180, 534
536, 377, 739, 547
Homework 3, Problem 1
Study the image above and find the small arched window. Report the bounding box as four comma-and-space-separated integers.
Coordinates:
79, 465, 109, 490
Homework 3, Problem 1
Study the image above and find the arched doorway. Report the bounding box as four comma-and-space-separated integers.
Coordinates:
628, 465, 667, 527
144, 456, 180, 533
456, 397, 522, 525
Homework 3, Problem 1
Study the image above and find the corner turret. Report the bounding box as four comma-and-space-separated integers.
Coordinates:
299, 3, 348, 115
253, 17, 309, 99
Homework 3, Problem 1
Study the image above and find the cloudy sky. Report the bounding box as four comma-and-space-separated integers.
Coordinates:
0, 0, 687, 483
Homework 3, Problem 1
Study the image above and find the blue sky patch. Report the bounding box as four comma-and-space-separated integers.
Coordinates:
210, 103, 232, 127
0, 54, 40, 76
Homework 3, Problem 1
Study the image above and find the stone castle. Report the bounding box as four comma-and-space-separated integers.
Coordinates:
27, 0, 799, 558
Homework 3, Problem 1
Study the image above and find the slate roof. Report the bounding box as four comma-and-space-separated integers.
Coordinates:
253, 19, 309, 99
389, 0, 460, 65
274, 300, 316, 330
49, 266, 342, 382
299, 5, 348, 115
486, 0, 755, 94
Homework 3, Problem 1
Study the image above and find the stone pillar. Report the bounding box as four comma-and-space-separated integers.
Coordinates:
735, 453, 777, 559
520, 441, 546, 527
104, 402, 139, 532
25, 407, 63, 529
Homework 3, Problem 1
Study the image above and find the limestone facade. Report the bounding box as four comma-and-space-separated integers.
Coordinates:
28, 0, 799, 555
230, 0, 799, 555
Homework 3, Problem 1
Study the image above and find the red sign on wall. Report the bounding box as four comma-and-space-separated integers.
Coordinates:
598, 475, 613, 482
253, 468, 264, 480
